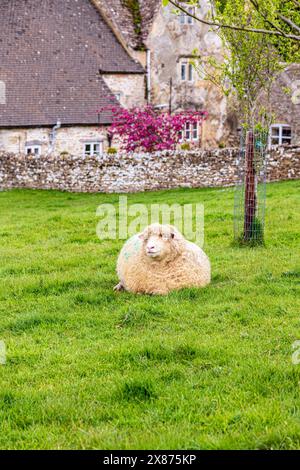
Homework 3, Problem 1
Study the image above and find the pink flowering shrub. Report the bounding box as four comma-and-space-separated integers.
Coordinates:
101, 105, 207, 153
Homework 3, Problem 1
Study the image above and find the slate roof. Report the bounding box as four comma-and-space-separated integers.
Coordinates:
93, 0, 139, 49
0, 0, 144, 127
95, 0, 161, 49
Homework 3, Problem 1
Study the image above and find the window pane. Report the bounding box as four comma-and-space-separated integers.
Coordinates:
188, 64, 193, 81
282, 127, 291, 137
34, 147, 39, 155
271, 137, 279, 145
185, 122, 191, 140
179, 12, 185, 24
187, 8, 194, 24
282, 138, 291, 144
181, 63, 186, 80
193, 123, 198, 139
271, 127, 280, 136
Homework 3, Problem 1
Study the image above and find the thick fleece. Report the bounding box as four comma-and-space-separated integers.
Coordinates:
116, 224, 211, 295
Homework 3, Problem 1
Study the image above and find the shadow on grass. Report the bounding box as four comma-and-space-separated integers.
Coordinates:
119, 379, 157, 403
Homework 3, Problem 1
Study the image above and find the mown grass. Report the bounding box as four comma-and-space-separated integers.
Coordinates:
0, 180, 299, 450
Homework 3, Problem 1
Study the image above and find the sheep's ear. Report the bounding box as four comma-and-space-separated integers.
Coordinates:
138, 233, 144, 240
170, 227, 181, 240
164, 225, 176, 240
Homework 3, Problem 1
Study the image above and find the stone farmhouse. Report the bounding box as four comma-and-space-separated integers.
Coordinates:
0, 0, 299, 157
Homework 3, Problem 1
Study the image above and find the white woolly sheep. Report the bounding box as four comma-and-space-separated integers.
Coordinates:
114, 223, 211, 295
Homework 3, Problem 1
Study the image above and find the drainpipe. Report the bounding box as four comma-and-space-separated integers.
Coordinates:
169, 77, 173, 115
146, 49, 151, 104
48, 119, 61, 155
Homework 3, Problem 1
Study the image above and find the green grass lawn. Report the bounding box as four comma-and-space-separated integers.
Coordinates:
0, 180, 299, 450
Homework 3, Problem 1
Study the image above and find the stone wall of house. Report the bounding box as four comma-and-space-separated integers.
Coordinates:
101, 74, 146, 109
145, 1, 230, 148
0, 145, 299, 193
269, 64, 300, 145
0, 125, 110, 156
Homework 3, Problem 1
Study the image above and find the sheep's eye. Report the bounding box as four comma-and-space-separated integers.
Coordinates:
171, 233, 175, 239
159, 233, 163, 238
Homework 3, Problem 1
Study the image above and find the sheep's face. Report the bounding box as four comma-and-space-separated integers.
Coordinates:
139, 224, 184, 262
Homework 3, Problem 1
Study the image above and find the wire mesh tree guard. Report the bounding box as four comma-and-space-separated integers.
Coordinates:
234, 129, 268, 246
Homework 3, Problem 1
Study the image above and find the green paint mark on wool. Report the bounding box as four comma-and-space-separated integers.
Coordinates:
124, 236, 142, 261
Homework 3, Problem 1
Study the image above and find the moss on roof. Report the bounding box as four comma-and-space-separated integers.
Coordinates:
121, 0, 143, 47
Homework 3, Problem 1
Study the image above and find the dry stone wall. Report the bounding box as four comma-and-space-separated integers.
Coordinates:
0, 146, 299, 193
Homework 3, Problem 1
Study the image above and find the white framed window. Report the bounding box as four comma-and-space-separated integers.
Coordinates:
84, 142, 103, 157
179, 6, 195, 25
270, 124, 292, 146
179, 122, 199, 142
25, 145, 41, 155
180, 61, 193, 82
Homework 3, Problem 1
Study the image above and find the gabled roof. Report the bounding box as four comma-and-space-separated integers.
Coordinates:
0, 0, 144, 128
94, 0, 161, 50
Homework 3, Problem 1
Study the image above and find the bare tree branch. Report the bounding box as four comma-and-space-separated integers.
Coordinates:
168, 0, 300, 41
277, 14, 300, 34
291, 0, 300, 7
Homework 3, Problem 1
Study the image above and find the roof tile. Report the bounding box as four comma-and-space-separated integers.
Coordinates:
0, 0, 144, 127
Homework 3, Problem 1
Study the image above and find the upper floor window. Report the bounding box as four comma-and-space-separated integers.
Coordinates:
181, 61, 193, 82
270, 124, 292, 146
179, 6, 195, 25
84, 142, 103, 157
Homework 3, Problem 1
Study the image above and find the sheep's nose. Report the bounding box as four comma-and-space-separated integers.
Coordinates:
147, 245, 155, 251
